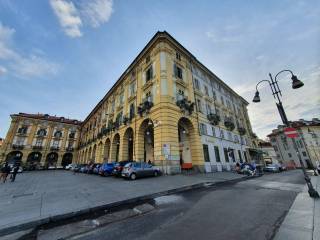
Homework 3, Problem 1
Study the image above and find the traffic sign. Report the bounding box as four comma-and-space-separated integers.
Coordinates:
284, 127, 298, 138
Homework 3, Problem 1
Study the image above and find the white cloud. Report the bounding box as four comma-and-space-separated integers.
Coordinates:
0, 21, 60, 79
0, 66, 7, 75
50, 0, 82, 38
81, 0, 113, 28
50, 0, 113, 38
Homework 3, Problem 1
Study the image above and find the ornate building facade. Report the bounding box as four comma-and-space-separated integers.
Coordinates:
268, 118, 320, 169
76, 31, 257, 173
0, 113, 81, 168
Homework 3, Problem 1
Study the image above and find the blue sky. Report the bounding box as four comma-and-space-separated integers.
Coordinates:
0, 0, 319, 139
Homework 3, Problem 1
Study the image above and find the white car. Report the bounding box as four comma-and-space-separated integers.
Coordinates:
65, 164, 75, 170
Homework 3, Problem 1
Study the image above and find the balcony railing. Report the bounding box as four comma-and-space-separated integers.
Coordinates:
66, 147, 74, 152
207, 113, 220, 125
32, 145, 43, 150
224, 117, 235, 131
176, 97, 195, 115
50, 146, 60, 151
12, 144, 24, 150
137, 97, 153, 117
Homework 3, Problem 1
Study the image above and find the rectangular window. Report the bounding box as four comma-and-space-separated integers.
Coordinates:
129, 103, 135, 119
212, 90, 216, 99
129, 82, 136, 97
53, 140, 59, 147
176, 52, 181, 60
35, 138, 42, 146
238, 150, 243, 163
224, 148, 229, 162
146, 65, 153, 82
194, 78, 200, 90
220, 96, 224, 105
204, 85, 209, 96
199, 123, 207, 135
274, 145, 278, 151
302, 151, 307, 157
244, 151, 248, 162
196, 99, 202, 113
220, 129, 225, 139
214, 146, 221, 162
212, 127, 216, 137
206, 103, 211, 114
119, 93, 124, 105
288, 153, 292, 158
16, 137, 25, 145
228, 132, 232, 141
203, 144, 210, 162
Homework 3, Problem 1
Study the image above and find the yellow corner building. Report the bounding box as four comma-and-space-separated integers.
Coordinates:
1, 32, 258, 174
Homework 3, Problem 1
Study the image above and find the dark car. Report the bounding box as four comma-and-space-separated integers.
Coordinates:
122, 162, 160, 180
113, 161, 133, 177
79, 164, 90, 173
73, 164, 84, 172
93, 164, 101, 174
87, 164, 99, 174
99, 163, 116, 176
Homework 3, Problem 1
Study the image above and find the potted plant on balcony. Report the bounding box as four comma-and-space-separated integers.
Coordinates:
176, 97, 195, 115
238, 127, 246, 136
207, 113, 220, 125
224, 117, 235, 131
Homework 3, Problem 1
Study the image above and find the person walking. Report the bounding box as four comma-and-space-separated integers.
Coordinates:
11, 164, 19, 182
0, 163, 11, 183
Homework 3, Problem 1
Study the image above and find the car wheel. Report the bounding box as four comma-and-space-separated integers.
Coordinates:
130, 173, 136, 180
154, 171, 158, 177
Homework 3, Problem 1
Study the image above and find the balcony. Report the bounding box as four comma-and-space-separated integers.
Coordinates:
238, 127, 246, 136
32, 145, 43, 150
66, 147, 74, 152
224, 117, 235, 131
176, 97, 195, 115
207, 113, 220, 126
137, 97, 153, 117
50, 146, 60, 151
12, 144, 24, 150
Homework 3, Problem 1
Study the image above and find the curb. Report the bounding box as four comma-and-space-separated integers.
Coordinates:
0, 174, 259, 237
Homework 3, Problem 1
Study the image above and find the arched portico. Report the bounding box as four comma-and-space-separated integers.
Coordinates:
137, 119, 154, 162
178, 117, 196, 165
46, 152, 58, 167
103, 138, 111, 162
111, 134, 120, 162
62, 153, 73, 167
27, 152, 42, 165
6, 151, 23, 165
122, 127, 134, 161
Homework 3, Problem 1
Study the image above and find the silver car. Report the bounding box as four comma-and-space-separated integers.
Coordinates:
122, 162, 160, 180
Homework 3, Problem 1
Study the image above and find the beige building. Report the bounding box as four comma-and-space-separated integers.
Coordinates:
0, 113, 81, 168
76, 31, 257, 173
268, 118, 320, 169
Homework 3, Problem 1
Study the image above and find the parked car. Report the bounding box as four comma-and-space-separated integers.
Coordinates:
93, 164, 101, 174
263, 164, 280, 173
99, 163, 116, 176
65, 164, 74, 170
73, 164, 85, 172
79, 164, 89, 173
113, 161, 133, 177
122, 162, 160, 180
278, 164, 287, 172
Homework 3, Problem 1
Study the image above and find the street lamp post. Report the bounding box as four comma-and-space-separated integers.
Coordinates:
252, 69, 319, 198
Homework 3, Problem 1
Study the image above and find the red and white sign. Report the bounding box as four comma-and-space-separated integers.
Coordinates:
284, 127, 298, 138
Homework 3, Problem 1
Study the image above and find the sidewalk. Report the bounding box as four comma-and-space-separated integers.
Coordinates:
0, 170, 248, 236
274, 175, 320, 240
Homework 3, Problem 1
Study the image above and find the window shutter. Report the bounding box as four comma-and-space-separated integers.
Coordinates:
142, 71, 146, 85
173, 63, 177, 77
152, 62, 155, 78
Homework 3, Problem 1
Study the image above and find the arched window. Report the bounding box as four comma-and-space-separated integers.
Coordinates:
37, 129, 47, 136
54, 130, 62, 138
17, 126, 28, 134
69, 132, 75, 138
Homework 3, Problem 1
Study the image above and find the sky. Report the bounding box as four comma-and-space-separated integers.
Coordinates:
0, 0, 319, 140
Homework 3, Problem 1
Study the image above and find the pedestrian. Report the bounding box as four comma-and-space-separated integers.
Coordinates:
148, 159, 152, 165
0, 162, 11, 183
11, 164, 19, 182
317, 164, 320, 175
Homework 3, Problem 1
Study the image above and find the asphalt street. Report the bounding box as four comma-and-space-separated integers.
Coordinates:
63, 170, 305, 240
